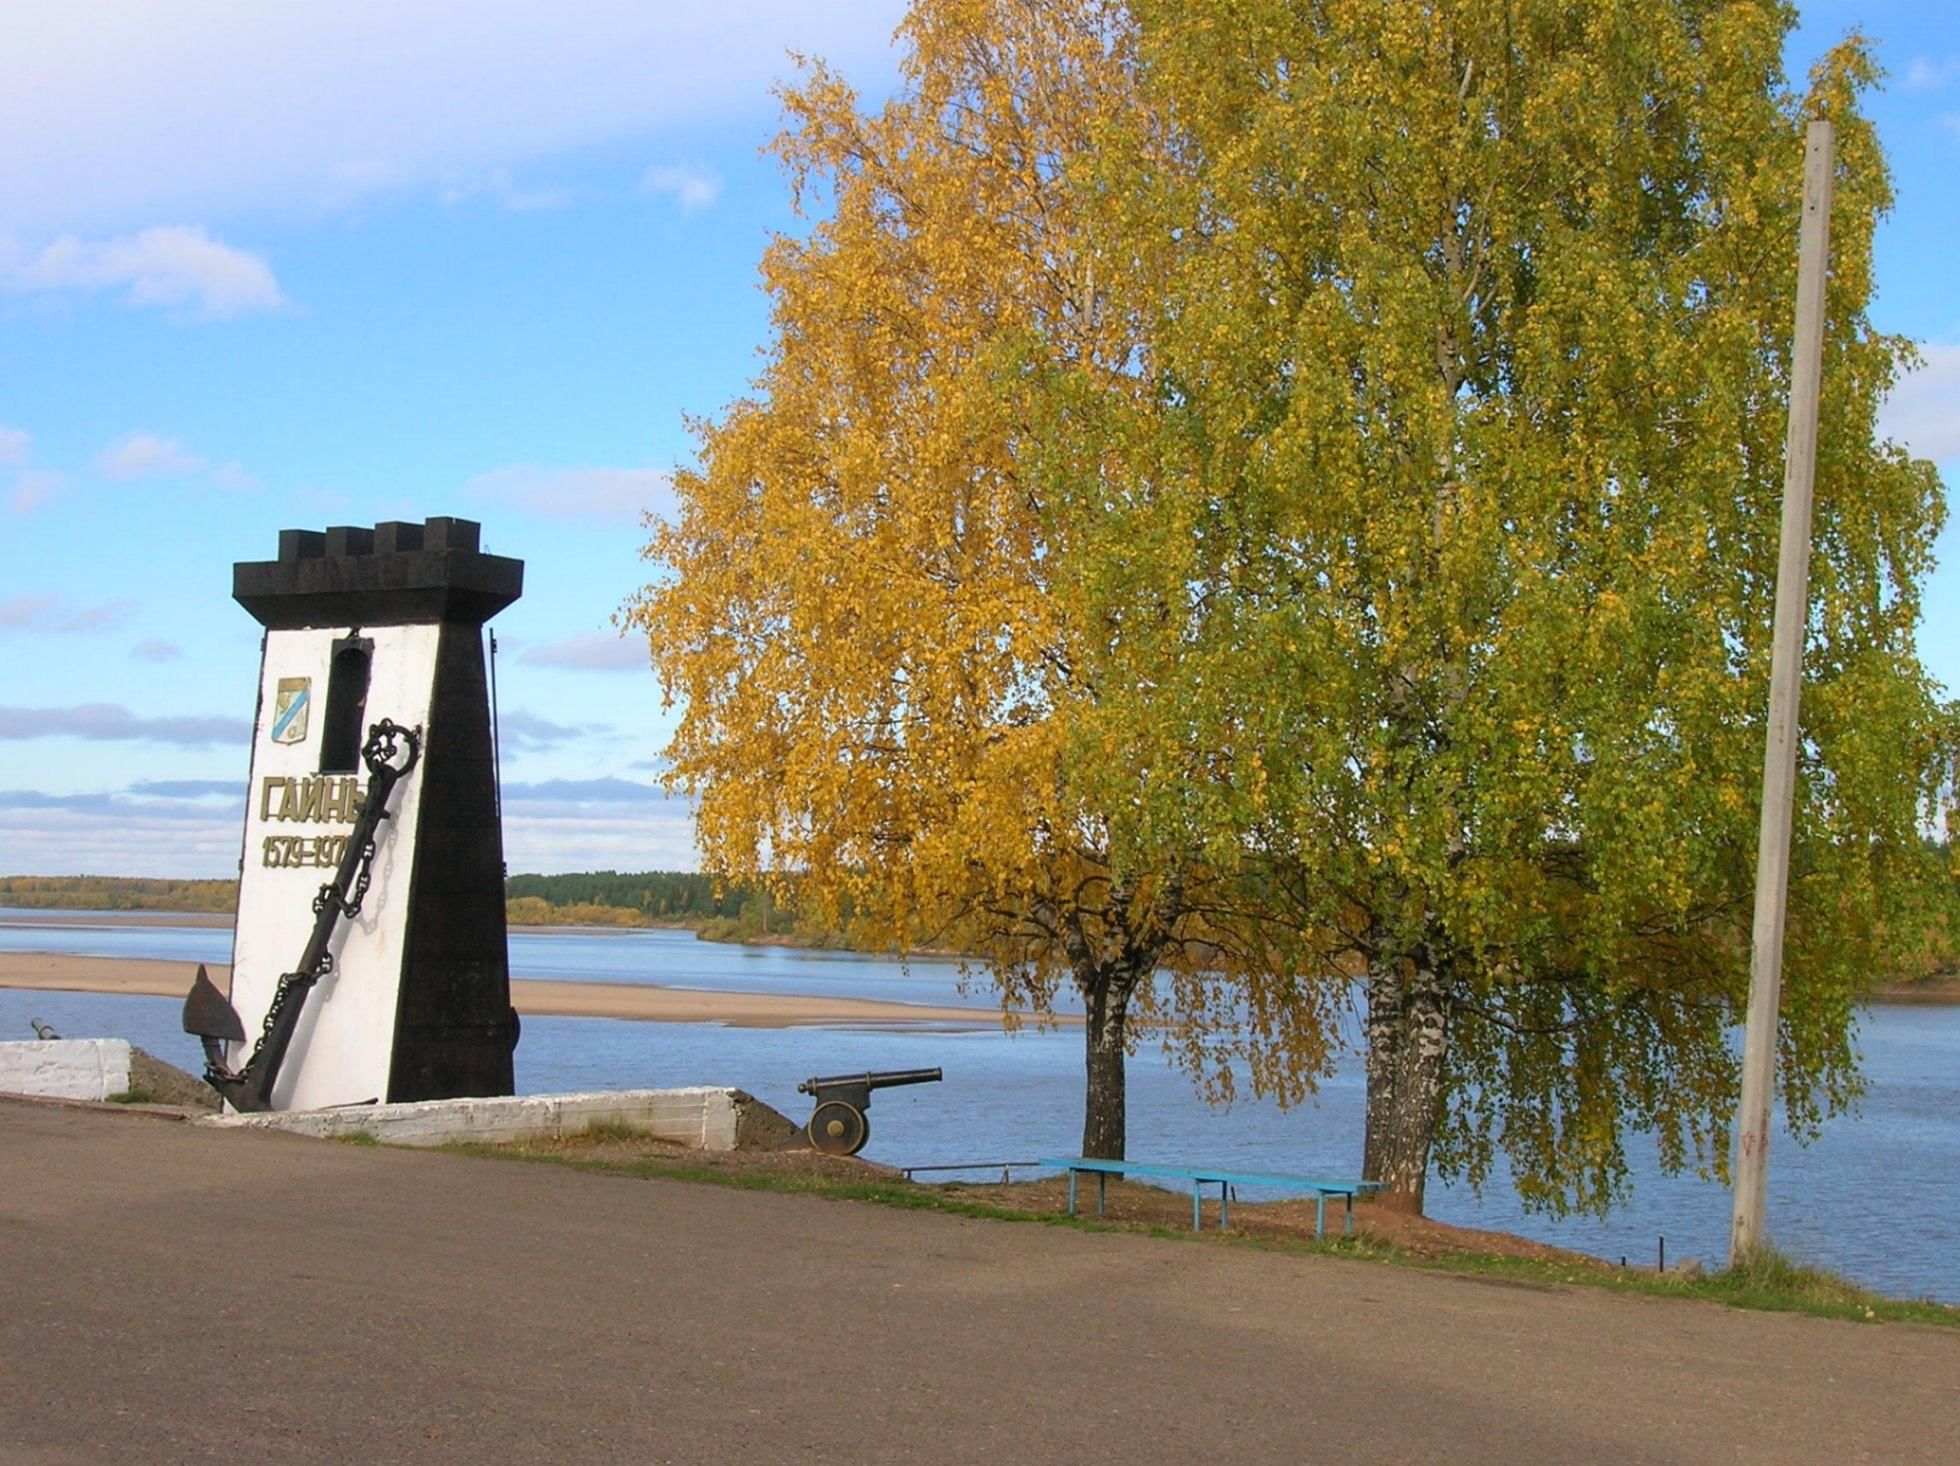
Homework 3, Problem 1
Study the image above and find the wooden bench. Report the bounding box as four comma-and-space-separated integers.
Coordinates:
1039, 1157, 1380, 1237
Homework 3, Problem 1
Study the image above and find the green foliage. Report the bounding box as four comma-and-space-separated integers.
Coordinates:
504, 872, 830, 941
1044, 0, 1957, 1211
504, 870, 746, 920
1902, 837, 1960, 981
0, 876, 236, 913
506, 896, 659, 928
621, 0, 1954, 1196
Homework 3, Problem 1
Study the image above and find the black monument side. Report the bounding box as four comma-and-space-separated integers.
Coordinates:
234, 516, 523, 1102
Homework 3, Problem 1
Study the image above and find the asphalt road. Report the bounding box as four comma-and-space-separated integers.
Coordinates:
2, 1099, 1955, 1464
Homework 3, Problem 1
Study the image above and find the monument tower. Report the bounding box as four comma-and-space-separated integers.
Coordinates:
184, 517, 523, 1110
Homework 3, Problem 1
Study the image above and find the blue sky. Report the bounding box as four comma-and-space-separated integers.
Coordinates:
2, 1, 1955, 879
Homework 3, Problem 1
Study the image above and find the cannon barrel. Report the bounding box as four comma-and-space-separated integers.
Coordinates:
797, 1067, 942, 1097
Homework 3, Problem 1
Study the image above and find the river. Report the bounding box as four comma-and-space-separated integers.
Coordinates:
2, 912, 1954, 1303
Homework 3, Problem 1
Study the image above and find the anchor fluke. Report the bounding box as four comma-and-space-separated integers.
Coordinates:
183, 963, 251, 1105
182, 965, 245, 1044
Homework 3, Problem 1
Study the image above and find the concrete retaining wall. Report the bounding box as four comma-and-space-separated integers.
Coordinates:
202, 1086, 756, 1150
0, 1039, 134, 1102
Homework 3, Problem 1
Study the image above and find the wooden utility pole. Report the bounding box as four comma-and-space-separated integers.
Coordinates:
1730, 119, 1834, 1264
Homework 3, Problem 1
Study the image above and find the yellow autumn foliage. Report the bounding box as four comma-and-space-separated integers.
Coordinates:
627, 0, 1341, 1158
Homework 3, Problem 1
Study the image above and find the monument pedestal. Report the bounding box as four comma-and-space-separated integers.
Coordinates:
203, 517, 523, 1110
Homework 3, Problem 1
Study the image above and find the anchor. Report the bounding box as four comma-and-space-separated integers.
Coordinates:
183, 718, 422, 1112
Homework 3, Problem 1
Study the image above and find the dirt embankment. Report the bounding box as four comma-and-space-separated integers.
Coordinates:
125, 1049, 220, 1110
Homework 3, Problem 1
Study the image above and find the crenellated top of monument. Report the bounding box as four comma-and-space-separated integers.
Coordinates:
234, 516, 523, 629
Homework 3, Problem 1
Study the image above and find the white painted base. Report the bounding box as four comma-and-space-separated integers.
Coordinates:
0, 1039, 134, 1102
202, 1087, 753, 1150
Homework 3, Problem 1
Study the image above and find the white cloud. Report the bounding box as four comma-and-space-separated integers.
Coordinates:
8, 470, 63, 516
0, 704, 246, 746
0, 425, 27, 463
502, 776, 673, 805
522, 632, 647, 672
0, 786, 701, 877
0, 788, 245, 878
0, 595, 137, 634
0, 594, 58, 629
130, 639, 185, 663
123, 779, 238, 799
463, 463, 674, 523
441, 168, 574, 213
0, 226, 285, 316
1905, 56, 1960, 92
94, 432, 207, 480
0, 773, 696, 877
496, 708, 606, 750
642, 162, 724, 213
1878, 344, 1960, 466
500, 780, 699, 873
0, 3, 907, 232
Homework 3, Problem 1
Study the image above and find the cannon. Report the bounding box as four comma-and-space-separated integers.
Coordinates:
796, 1067, 942, 1156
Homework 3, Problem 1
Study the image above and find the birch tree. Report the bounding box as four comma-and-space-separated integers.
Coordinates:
627, 0, 1337, 1159
1067, 0, 1955, 1210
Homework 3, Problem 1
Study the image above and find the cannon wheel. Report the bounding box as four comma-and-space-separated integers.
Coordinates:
808, 1099, 869, 1156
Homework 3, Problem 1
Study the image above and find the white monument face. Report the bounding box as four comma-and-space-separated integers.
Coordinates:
185, 518, 523, 1112
228, 623, 439, 1109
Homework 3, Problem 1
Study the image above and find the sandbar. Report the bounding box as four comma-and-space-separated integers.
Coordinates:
0, 951, 1047, 1030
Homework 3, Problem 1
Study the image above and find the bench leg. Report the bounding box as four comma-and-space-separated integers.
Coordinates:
1315, 1193, 1326, 1239
1192, 1183, 1201, 1232
1098, 1170, 1107, 1217
1220, 1183, 1230, 1231
1345, 1192, 1354, 1235
1067, 1169, 1078, 1217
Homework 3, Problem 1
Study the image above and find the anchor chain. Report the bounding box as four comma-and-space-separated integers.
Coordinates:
207, 719, 421, 1095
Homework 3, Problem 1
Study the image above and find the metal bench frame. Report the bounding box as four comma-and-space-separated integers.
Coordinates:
1040, 1157, 1381, 1238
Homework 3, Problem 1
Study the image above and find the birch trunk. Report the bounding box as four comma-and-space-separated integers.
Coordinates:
1362, 957, 1451, 1213
1080, 968, 1138, 1160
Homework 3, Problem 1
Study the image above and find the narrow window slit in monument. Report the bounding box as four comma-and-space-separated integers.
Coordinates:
320, 636, 374, 773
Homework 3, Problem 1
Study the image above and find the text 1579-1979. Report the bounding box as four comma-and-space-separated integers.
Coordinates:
262, 833, 350, 869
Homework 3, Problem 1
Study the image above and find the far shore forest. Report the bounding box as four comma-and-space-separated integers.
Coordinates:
1, 873, 1952, 988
